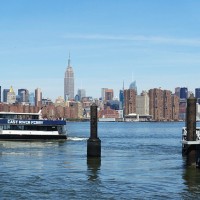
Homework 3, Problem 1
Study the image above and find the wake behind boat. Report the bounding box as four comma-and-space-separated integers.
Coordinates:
0, 111, 67, 141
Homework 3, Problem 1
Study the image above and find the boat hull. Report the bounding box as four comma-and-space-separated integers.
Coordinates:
0, 134, 67, 141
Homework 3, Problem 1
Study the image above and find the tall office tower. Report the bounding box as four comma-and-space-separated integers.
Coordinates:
105, 89, 114, 101
35, 88, 42, 107
7, 86, 16, 104
18, 89, 29, 103
77, 89, 86, 101
101, 88, 108, 100
129, 80, 137, 94
195, 88, 200, 104
149, 88, 164, 121
64, 55, 74, 101
136, 91, 149, 115
0, 86, 1, 102
3, 89, 9, 102
29, 92, 35, 106
119, 81, 125, 110
119, 90, 124, 110
124, 89, 137, 116
180, 87, 188, 99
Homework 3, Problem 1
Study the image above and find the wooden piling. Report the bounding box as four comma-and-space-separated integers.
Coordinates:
186, 96, 197, 166
87, 103, 101, 157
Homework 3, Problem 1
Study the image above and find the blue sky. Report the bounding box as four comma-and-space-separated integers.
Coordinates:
1, 0, 200, 100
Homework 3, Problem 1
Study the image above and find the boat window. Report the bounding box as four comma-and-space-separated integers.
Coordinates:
1, 124, 59, 131
3, 125, 10, 130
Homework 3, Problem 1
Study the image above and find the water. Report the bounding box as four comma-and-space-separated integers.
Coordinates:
1, 122, 200, 199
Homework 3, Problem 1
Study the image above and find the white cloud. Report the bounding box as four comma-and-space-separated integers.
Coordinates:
63, 34, 200, 46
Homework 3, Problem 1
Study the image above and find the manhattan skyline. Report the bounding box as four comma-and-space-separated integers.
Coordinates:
1, 0, 200, 101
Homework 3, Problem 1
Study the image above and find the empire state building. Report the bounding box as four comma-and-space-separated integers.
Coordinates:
64, 55, 74, 101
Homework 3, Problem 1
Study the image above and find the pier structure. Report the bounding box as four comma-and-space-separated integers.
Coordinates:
182, 96, 200, 167
87, 103, 101, 157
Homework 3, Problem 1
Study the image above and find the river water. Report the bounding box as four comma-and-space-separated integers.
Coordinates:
1, 122, 200, 199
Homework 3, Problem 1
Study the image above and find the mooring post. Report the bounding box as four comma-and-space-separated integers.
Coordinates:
87, 103, 101, 157
186, 96, 197, 166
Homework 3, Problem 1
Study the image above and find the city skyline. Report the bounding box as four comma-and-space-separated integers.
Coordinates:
1, 1, 200, 100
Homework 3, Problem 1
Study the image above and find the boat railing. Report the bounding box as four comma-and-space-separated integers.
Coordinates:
182, 127, 200, 144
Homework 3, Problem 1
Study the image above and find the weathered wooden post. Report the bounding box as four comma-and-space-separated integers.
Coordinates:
87, 103, 101, 157
186, 96, 197, 166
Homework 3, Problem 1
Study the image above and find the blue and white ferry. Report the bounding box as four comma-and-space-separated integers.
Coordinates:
0, 111, 67, 141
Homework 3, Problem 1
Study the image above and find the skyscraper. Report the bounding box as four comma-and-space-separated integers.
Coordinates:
119, 90, 124, 110
77, 89, 86, 101
101, 88, 107, 100
3, 89, 9, 102
180, 87, 188, 99
64, 54, 74, 101
149, 88, 163, 121
7, 86, 16, 104
18, 89, 29, 103
35, 88, 42, 107
29, 92, 35, 106
129, 80, 137, 94
195, 88, 200, 104
124, 89, 137, 115
136, 91, 149, 115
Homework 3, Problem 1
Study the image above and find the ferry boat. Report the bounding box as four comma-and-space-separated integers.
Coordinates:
0, 111, 67, 141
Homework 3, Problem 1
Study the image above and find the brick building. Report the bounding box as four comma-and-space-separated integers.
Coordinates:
98, 107, 119, 118
124, 89, 137, 116
149, 88, 180, 121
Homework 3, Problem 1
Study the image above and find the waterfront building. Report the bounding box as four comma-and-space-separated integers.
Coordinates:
98, 106, 119, 119
149, 88, 164, 121
3, 89, 9, 102
136, 91, 149, 115
35, 88, 42, 108
171, 94, 179, 121
64, 55, 74, 101
163, 90, 172, 120
124, 89, 137, 116
7, 86, 16, 104
18, 89, 29, 103
149, 88, 180, 121
0, 86, 1, 102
